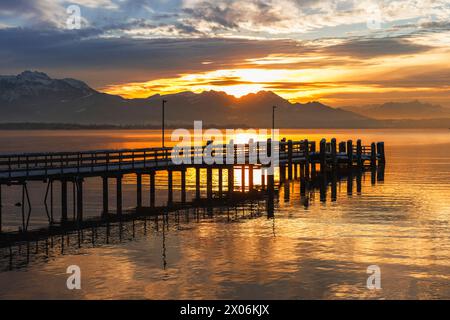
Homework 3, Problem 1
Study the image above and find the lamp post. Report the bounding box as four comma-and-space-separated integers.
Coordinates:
162, 99, 167, 148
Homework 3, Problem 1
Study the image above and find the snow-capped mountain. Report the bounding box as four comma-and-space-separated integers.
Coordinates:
0, 71, 96, 102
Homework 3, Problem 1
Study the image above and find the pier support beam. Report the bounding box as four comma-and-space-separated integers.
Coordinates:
102, 176, 108, 215
248, 165, 254, 191
61, 180, 68, 222
287, 140, 293, 180
347, 140, 353, 167
331, 138, 337, 168
136, 173, 142, 208
149, 171, 155, 207
76, 178, 83, 222
116, 175, 122, 215
304, 139, 310, 179
227, 166, 234, 195
356, 139, 362, 168
218, 168, 223, 198
207, 167, 213, 200
181, 169, 186, 203
261, 170, 266, 190
241, 165, 246, 192
168, 170, 173, 205
195, 168, 201, 199
320, 139, 326, 173
371, 143, 377, 167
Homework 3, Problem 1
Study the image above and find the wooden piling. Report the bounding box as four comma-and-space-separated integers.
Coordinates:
116, 175, 122, 215
136, 173, 142, 208
347, 140, 353, 167
181, 169, 186, 203
370, 142, 376, 167
304, 139, 310, 179
261, 170, 266, 190
287, 140, 293, 180
207, 167, 213, 199
339, 141, 346, 153
279, 164, 286, 183
149, 171, 155, 207
76, 178, 83, 221
248, 165, 254, 191
241, 165, 246, 192
195, 167, 201, 199
102, 176, 108, 215
378, 142, 386, 165
356, 139, 362, 167
228, 166, 234, 195
61, 180, 68, 221
320, 139, 326, 172
331, 138, 337, 167
168, 170, 173, 204
218, 168, 223, 198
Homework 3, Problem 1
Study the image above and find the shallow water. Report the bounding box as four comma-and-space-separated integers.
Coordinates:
0, 129, 449, 299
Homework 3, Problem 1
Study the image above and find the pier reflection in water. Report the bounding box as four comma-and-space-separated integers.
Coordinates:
0, 129, 449, 299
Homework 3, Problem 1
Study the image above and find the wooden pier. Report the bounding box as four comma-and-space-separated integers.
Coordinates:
0, 138, 385, 233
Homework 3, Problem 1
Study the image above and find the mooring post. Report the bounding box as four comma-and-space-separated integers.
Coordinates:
76, 178, 83, 222
331, 138, 337, 167
339, 141, 346, 153
218, 168, 223, 198
249, 165, 254, 191
320, 138, 326, 173
149, 171, 155, 207
195, 167, 201, 199
347, 140, 353, 167
279, 164, 285, 183
116, 175, 123, 215
371, 142, 377, 167
102, 176, 109, 215
228, 166, 234, 195
356, 139, 362, 167
304, 139, 310, 179
241, 165, 246, 192
136, 173, 142, 208
61, 180, 68, 222
261, 169, 266, 190
168, 170, 173, 205
181, 169, 186, 203
379, 142, 386, 165
206, 167, 213, 200
287, 140, 293, 180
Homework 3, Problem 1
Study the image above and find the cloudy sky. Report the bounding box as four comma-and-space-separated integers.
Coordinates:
1, 0, 449, 106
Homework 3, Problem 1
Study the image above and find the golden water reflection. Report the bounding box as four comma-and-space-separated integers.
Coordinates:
0, 129, 449, 299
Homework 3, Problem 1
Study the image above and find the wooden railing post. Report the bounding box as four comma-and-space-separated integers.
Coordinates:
370, 142, 376, 167
331, 138, 337, 167
378, 142, 386, 165
319, 139, 326, 172
356, 139, 362, 167
304, 139, 310, 179
347, 140, 353, 167
287, 140, 293, 180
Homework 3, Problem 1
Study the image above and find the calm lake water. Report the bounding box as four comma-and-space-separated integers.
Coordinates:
0, 129, 449, 299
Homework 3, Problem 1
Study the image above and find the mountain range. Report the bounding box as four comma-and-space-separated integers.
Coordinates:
1, 71, 449, 128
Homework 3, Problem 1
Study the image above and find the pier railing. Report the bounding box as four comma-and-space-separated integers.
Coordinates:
0, 139, 384, 181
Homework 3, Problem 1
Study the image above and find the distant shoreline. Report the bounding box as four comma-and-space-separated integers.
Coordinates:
0, 122, 449, 130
